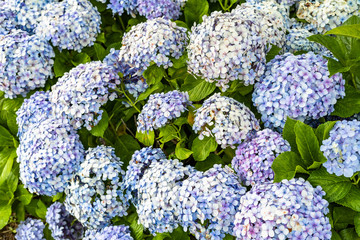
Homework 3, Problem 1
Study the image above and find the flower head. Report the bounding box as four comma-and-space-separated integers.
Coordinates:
107, 0, 138, 17
16, 218, 45, 240
137, 0, 187, 20
83, 225, 133, 240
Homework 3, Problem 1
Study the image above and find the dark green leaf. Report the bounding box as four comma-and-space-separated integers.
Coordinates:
355, 213, 360, 237
184, 0, 209, 28
136, 82, 164, 102
53, 50, 72, 77
90, 110, 109, 137
195, 153, 223, 171
71, 53, 91, 66
272, 151, 308, 182
96, 32, 106, 43
15, 185, 33, 205
0, 204, 11, 229
15, 202, 25, 222
266, 44, 282, 62
129, 214, 144, 240
340, 228, 360, 240
94, 43, 107, 61
282, 117, 299, 153
114, 135, 141, 164
136, 131, 155, 146
143, 65, 166, 85
0, 149, 16, 187
332, 207, 356, 230
181, 74, 216, 101
35, 199, 47, 219
336, 186, 360, 212
327, 58, 351, 76
332, 230, 342, 240
332, 85, 360, 117
308, 34, 346, 63
0, 126, 15, 148
191, 136, 217, 161
315, 121, 337, 144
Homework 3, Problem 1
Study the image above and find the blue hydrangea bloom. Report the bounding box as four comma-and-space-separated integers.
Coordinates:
137, 90, 191, 132
16, 218, 45, 240
0, 3, 18, 35
50, 61, 120, 130
35, 0, 101, 51
137, 0, 186, 20
193, 93, 260, 149
65, 146, 129, 229
119, 18, 188, 70
232, 129, 291, 186
246, 0, 300, 7
176, 165, 247, 240
0, 29, 54, 99
320, 120, 360, 177
233, 178, 332, 239
83, 225, 133, 240
107, 0, 138, 17
46, 202, 84, 240
253, 52, 345, 130
17, 117, 85, 196
16, 91, 52, 139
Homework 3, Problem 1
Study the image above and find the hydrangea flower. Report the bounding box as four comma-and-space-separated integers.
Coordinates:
65, 146, 129, 229
187, 10, 267, 90
46, 202, 84, 240
0, 3, 18, 35
16, 218, 45, 240
83, 225, 133, 240
137, 90, 191, 132
320, 120, 360, 177
136, 158, 195, 234
253, 52, 345, 130
16, 117, 84, 196
137, 0, 186, 20
16, 91, 52, 139
50, 61, 120, 130
119, 18, 188, 70
107, 0, 138, 17
246, 0, 300, 7
176, 165, 247, 240
35, 0, 101, 51
297, 0, 360, 33
193, 93, 260, 149
232, 129, 291, 186
0, 29, 54, 99
233, 178, 332, 239
123, 147, 166, 204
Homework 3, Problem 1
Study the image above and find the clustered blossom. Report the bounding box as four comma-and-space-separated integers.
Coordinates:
83, 225, 133, 240
0, 29, 54, 99
50, 61, 120, 130
246, 0, 300, 7
232, 129, 291, 186
297, 0, 360, 33
46, 202, 84, 240
15, 218, 45, 240
136, 159, 195, 234
187, 11, 267, 90
17, 117, 84, 196
253, 52, 345, 130
35, 0, 101, 51
137, 0, 187, 20
107, 0, 138, 17
193, 93, 260, 149
0, 4, 18, 35
176, 165, 247, 240
233, 178, 332, 239
137, 90, 191, 132
119, 18, 188, 70
65, 146, 129, 229
320, 120, 360, 177
16, 91, 52, 139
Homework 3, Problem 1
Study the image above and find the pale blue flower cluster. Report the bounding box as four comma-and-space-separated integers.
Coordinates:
50, 61, 120, 130
137, 90, 191, 132
83, 225, 133, 240
15, 218, 45, 240
246, 0, 300, 7
46, 202, 84, 240
107, 0, 138, 17
0, 3, 18, 35
233, 178, 331, 239
119, 18, 188, 70
320, 120, 360, 177
193, 93, 260, 149
64, 146, 129, 229
137, 0, 187, 20
253, 52, 345, 130
0, 29, 54, 99
232, 129, 291, 186
35, 0, 101, 51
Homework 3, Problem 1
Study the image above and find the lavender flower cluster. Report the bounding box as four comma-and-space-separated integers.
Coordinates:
193, 93, 260, 149
233, 178, 332, 239
232, 129, 291, 186
253, 52, 345, 130
119, 18, 188, 71
15, 218, 45, 240
107, 0, 137, 17
137, 90, 191, 132
0, 3, 18, 35
320, 120, 360, 177
246, 0, 300, 7
84, 225, 133, 240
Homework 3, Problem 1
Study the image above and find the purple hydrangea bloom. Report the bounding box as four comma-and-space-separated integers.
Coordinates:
46, 202, 84, 240
137, 0, 186, 20
137, 90, 191, 132
0, 3, 18, 35
176, 165, 247, 240
16, 218, 45, 240
187, 11, 267, 90
107, 0, 138, 17
232, 129, 291, 186
320, 120, 360, 177
83, 225, 133, 240
65, 146, 129, 229
16, 117, 85, 196
0, 29, 54, 99
35, 0, 101, 51
193, 93, 260, 149
50, 61, 120, 130
119, 18, 188, 70
233, 178, 332, 239
253, 52, 345, 130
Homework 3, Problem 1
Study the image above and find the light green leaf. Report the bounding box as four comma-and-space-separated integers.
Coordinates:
143, 64, 166, 85
282, 117, 299, 153
136, 82, 164, 102
0, 126, 15, 148
326, 24, 360, 39
0, 204, 11, 229
175, 143, 193, 160
336, 186, 360, 212
181, 74, 216, 101
0, 149, 16, 187
136, 130, 155, 146
184, 0, 209, 28
332, 85, 360, 118
272, 151, 308, 182
15, 185, 33, 205
191, 136, 218, 161
159, 125, 178, 145
71, 53, 91, 66
90, 110, 109, 137
315, 121, 337, 144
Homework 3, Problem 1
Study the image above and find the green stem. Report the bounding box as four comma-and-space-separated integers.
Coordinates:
216, 149, 224, 155
118, 16, 126, 31
116, 87, 141, 113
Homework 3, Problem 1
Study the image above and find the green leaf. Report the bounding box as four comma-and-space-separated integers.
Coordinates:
184, 0, 209, 28
282, 117, 299, 153
266, 44, 282, 62
340, 228, 360, 240
175, 143, 193, 160
0, 204, 11, 229
136, 82, 164, 102
90, 110, 109, 137
94, 43, 107, 61
315, 121, 337, 144
0, 126, 15, 148
333, 207, 356, 230
332, 230, 342, 240
35, 199, 47, 219
191, 136, 217, 161
195, 153, 223, 171
355, 213, 360, 237
129, 214, 144, 240
52, 192, 64, 202
272, 151, 308, 182
15, 185, 32, 205
114, 135, 141, 165
327, 58, 351, 76
308, 34, 346, 63
15, 202, 25, 222
53, 49, 72, 77
71, 52, 91, 66
143, 64, 166, 85
336, 186, 360, 212
326, 24, 360, 39
136, 130, 155, 146
181, 74, 216, 101
159, 125, 178, 145
0, 149, 16, 187
332, 85, 360, 118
